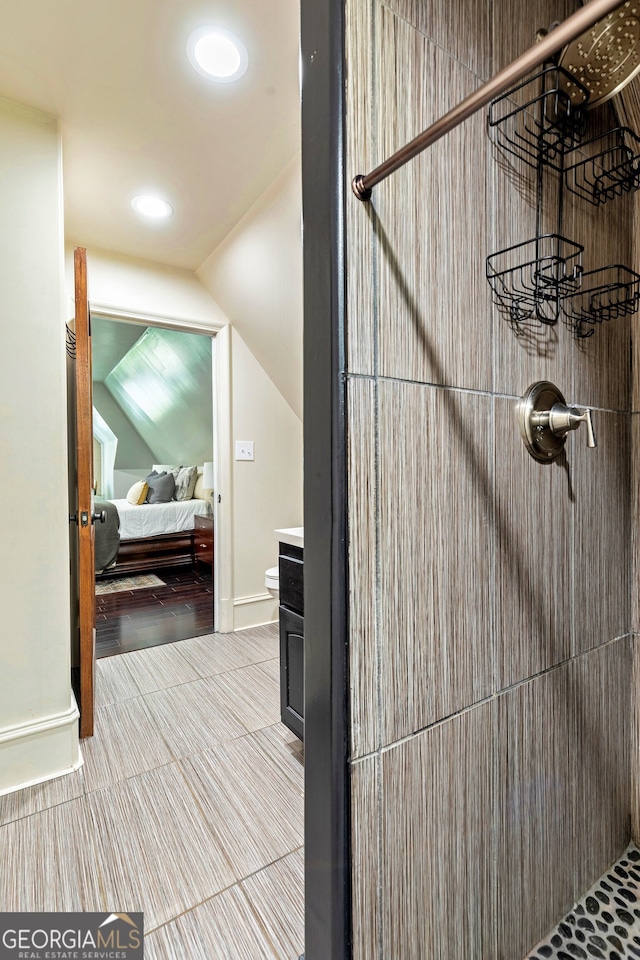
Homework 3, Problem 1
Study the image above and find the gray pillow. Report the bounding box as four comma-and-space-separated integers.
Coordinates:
144, 470, 175, 504
174, 465, 198, 501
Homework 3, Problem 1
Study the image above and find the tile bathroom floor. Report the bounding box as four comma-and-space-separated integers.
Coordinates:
527, 844, 640, 960
0, 623, 304, 960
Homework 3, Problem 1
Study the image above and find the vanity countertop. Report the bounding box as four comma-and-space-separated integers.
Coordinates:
275, 527, 304, 549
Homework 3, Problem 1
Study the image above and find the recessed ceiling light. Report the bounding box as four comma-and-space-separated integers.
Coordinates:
131, 195, 173, 219
187, 26, 248, 82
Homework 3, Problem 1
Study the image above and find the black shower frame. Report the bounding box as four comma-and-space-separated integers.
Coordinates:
300, 0, 351, 956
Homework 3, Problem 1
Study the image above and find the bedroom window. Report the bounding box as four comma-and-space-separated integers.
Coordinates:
93, 406, 118, 499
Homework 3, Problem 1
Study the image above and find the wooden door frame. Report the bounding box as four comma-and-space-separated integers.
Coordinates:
87, 305, 234, 634
75, 247, 96, 739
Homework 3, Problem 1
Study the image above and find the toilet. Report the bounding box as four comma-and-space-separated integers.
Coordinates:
265, 566, 279, 601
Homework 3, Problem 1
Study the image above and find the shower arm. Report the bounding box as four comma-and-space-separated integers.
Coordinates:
351, 0, 626, 202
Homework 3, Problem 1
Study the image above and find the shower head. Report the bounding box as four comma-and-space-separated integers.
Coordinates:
558, 1, 640, 108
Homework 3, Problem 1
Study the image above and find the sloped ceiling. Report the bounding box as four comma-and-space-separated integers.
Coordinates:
198, 157, 303, 417
92, 318, 213, 466
91, 317, 146, 383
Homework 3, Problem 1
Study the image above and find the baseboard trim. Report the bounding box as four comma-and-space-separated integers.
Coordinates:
234, 591, 273, 607
0, 699, 82, 797
0, 700, 79, 746
233, 593, 278, 630
216, 596, 234, 633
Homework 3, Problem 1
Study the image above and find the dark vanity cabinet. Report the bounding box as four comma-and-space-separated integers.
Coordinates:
279, 542, 304, 739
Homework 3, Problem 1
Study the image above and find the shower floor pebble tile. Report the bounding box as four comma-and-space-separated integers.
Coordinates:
527, 844, 640, 959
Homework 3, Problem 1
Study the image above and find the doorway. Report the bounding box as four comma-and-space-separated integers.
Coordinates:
91, 314, 220, 657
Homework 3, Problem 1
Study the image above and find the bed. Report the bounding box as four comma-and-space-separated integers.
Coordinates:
95, 466, 213, 576
113, 497, 212, 540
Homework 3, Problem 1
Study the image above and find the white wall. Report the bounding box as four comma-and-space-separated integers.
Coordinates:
64, 245, 229, 331
0, 98, 80, 794
113, 468, 153, 500
230, 329, 303, 629
197, 155, 303, 419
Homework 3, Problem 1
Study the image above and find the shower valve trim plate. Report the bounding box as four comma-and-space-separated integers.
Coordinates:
518, 380, 597, 463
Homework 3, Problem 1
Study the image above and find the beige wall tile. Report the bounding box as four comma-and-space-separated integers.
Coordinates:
572, 411, 630, 654
375, 9, 492, 392
492, 0, 578, 74
634, 416, 640, 633
346, 0, 636, 954
633, 190, 640, 412
494, 397, 572, 687
497, 664, 576, 959
348, 377, 378, 756
346, 0, 375, 375
378, 381, 494, 742
490, 97, 633, 406
498, 641, 632, 958
633, 316, 640, 413
383, 0, 490, 78
564, 176, 632, 412
571, 639, 632, 894
568, 320, 630, 418
491, 154, 577, 398
351, 757, 380, 960
381, 702, 496, 960
632, 636, 640, 842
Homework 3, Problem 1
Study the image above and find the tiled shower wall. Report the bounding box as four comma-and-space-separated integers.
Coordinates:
345, 1, 634, 958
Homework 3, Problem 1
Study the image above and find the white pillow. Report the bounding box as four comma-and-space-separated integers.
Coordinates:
174, 465, 198, 501
126, 480, 149, 505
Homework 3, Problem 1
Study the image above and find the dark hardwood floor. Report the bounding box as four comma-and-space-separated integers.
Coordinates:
95, 565, 214, 658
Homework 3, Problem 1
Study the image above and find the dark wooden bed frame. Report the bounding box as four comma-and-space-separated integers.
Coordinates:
96, 530, 195, 578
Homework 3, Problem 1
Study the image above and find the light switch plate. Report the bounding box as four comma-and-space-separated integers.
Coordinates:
235, 440, 254, 461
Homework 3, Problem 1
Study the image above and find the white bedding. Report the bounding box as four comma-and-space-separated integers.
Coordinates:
110, 498, 212, 541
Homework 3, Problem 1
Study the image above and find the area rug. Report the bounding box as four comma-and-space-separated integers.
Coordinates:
95, 573, 166, 595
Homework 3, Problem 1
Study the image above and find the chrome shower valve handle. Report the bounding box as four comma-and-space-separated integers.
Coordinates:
548, 403, 596, 448
519, 381, 597, 463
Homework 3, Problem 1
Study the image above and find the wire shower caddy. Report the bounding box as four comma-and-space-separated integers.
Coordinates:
562, 264, 640, 338
486, 63, 640, 337
564, 126, 640, 205
486, 234, 583, 325
487, 65, 589, 171
487, 67, 588, 327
